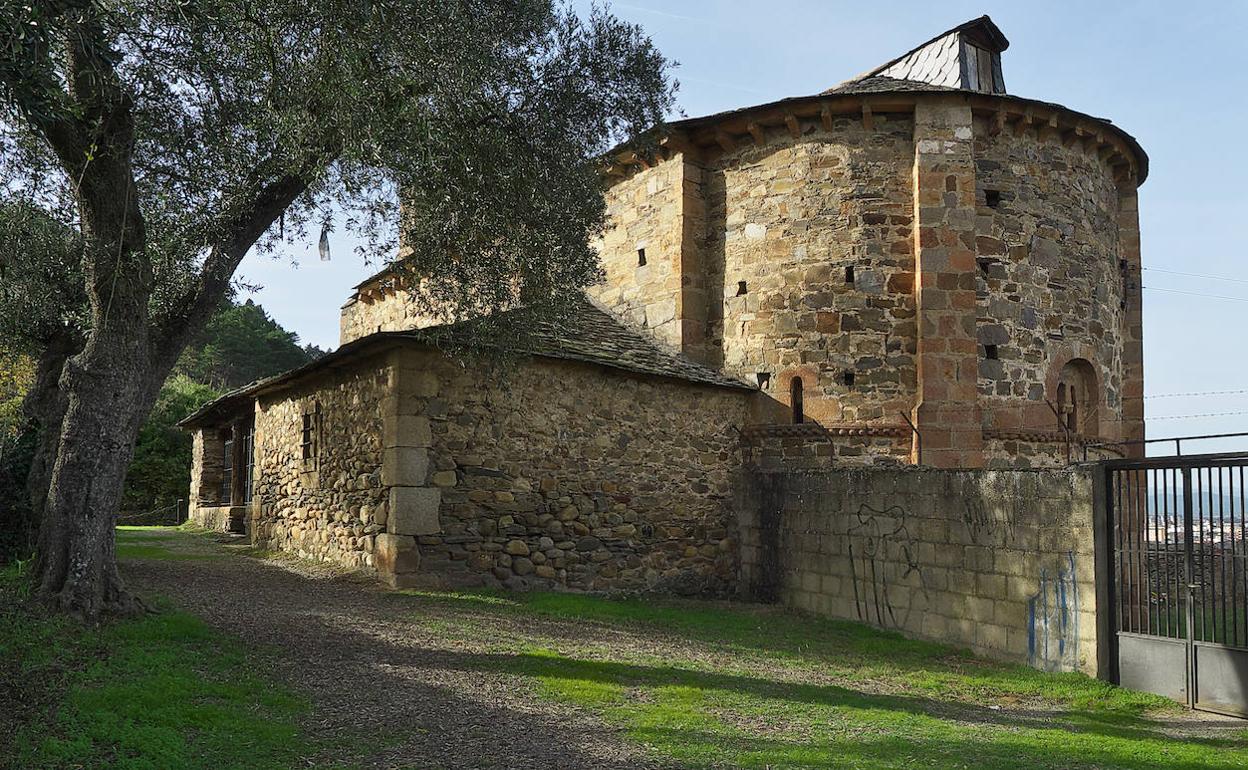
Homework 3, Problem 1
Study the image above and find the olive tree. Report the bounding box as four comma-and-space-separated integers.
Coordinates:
0, 0, 673, 618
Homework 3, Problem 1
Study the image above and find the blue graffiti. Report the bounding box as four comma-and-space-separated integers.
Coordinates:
1028, 552, 1079, 671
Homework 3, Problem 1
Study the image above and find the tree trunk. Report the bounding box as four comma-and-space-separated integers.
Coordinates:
34, 321, 155, 620
23, 333, 79, 521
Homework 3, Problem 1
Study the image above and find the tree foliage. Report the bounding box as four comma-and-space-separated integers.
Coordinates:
0, 0, 673, 616
0, 350, 35, 442
175, 299, 320, 391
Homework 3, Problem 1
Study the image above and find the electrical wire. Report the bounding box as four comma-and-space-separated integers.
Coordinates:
1145, 388, 1248, 400
1143, 286, 1248, 303
1148, 410, 1248, 421
1143, 266, 1248, 286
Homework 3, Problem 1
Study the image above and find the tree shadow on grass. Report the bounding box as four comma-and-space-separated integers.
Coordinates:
382, 589, 1166, 720
415, 648, 1248, 753
120, 540, 1248, 770
624, 725, 1243, 770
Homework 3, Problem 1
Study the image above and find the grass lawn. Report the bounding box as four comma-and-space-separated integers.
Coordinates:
7, 527, 1248, 769
0, 530, 311, 770
390, 590, 1248, 770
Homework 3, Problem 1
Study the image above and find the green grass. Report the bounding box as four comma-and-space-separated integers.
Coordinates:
394, 590, 1248, 770
114, 525, 226, 561
10, 528, 1248, 770
0, 558, 309, 769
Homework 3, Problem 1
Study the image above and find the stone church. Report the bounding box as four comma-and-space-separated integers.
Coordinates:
182, 16, 1146, 596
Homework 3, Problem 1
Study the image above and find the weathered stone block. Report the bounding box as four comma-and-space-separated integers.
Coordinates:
388, 487, 442, 536
375, 533, 420, 575
504, 539, 530, 556
382, 447, 429, 486
384, 414, 432, 448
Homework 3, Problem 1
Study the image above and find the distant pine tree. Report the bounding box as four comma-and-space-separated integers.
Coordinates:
175, 299, 317, 390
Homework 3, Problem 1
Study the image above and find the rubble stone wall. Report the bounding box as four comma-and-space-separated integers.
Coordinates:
250, 352, 393, 570
971, 114, 1131, 458
741, 424, 911, 469
383, 348, 753, 594
188, 429, 225, 516
588, 155, 694, 355
705, 115, 919, 427
339, 294, 448, 346
739, 466, 1101, 674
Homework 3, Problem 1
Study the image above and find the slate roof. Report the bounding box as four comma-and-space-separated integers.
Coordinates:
822, 75, 961, 96
180, 295, 752, 428
846, 15, 1008, 88
424, 294, 751, 390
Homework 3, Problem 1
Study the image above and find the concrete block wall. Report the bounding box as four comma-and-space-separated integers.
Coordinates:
738, 466, 1102, 674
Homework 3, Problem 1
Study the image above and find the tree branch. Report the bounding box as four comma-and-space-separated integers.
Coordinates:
149, 166, 320, 372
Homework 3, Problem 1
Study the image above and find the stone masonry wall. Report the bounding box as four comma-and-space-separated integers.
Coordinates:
739, 466, 1100, 673
706, 114, 918, 426
588, 155, 698, 356
339, 293, 448, 346
741, 424, 911, 469
250, 353, 392, 569
188, 427, 244, 532
382, 348, 752, 594
972, 114, 1129, 456
189, 428, 224, 510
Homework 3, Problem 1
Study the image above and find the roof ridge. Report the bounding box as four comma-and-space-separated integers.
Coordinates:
825, 15, 1008, 94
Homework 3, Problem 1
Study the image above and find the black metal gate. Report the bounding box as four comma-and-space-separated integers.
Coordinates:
1107, 453, 1248, 716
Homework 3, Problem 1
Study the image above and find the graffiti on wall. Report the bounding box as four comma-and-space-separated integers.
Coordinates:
963, 495, 1016, 547
846, 503, 928, 630
1028, 551, 1079, 671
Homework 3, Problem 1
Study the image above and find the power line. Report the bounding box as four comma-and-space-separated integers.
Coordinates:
1145, 388, 1248, 400
1149, 410, 1248, 421
1142, 286, 1248, 304
1143, 266, 1248, 286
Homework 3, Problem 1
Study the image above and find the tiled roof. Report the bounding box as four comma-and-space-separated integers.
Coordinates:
180, 295, 752, 428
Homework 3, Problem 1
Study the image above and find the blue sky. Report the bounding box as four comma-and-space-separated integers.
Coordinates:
236, 1, 1248, 452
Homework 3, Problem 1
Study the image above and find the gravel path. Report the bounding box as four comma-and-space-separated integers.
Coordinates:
120, 530, 667, 770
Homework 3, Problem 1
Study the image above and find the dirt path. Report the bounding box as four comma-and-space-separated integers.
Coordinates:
120, 529, 666, 770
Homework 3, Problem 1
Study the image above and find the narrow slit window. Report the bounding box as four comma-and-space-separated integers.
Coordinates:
736, 281, 748, 296
301, 404, 320, 469
637, 248, 647, 267
984, 344, 999, 360
845, 266, 855, 284
985, 189, 1002, 209
843, 370, 855, 390
790, 377, 804, 424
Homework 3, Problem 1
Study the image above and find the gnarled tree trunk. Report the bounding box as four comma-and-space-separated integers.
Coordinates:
24, 332, 80, 521
35, 323, 157, 618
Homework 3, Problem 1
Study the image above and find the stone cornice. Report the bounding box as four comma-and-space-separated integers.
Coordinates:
741, 423, 911, 440
604, 90, 1146, 187
984, 428, 1083, 444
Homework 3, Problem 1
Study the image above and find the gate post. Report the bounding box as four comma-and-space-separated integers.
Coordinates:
1092, 464, 1116, 682
1182, 466, 1196, 708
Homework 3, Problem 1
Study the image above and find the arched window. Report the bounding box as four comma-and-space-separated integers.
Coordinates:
1056, 360, 1098, 437
791, 377, 804, 424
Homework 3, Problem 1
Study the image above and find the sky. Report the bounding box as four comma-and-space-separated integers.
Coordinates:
235, 1, 1248, 454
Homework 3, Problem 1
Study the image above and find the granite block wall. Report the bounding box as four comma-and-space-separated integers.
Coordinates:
738, 466, 1102, 673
